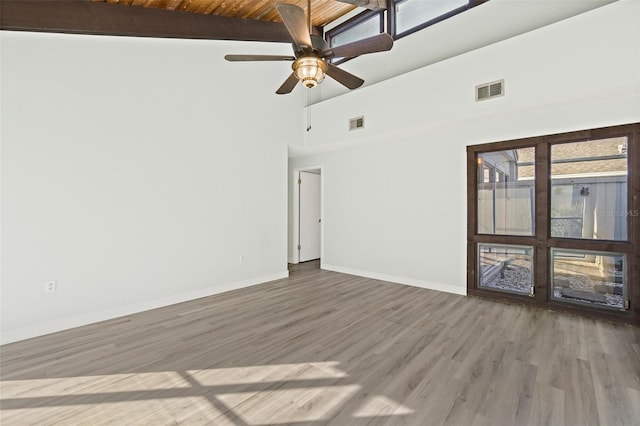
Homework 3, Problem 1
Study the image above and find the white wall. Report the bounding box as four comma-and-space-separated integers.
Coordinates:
1, 31, 303, 343
289, 0, 640, 294
313, 0, 616, 102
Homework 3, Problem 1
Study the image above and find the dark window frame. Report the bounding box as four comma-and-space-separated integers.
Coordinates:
466, 123, 640, 325
324, 0, 489, 65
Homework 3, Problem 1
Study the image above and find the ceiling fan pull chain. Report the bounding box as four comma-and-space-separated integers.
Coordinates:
306, 90, 312, 131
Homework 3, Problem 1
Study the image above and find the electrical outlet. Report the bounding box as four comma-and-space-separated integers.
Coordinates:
45, 281, 57, 293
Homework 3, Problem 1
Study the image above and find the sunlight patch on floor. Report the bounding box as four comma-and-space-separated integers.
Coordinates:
0, 396, 225, 425
352, 394, 415, 418
188, 361, 347, 386
0, 362, 420, 425
0, 371, 190, 398
217, 385, 361, 424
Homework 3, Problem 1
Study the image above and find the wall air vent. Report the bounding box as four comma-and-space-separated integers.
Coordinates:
349, 116, 365, 131
476, 79, 504, 101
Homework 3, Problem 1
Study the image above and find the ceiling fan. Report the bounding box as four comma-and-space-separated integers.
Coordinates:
224, 1, 393, 94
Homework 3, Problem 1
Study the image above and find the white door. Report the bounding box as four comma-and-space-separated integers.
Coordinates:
299, 171, 321, 262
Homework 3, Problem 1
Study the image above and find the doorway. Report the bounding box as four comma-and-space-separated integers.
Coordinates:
292, 166, 322, 268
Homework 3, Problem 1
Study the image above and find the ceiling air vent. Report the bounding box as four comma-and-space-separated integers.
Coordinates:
476, 79, 504, 101
349, 116, 365, 131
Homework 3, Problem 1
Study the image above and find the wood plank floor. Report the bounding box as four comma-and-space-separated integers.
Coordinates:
1, 268, 639, 425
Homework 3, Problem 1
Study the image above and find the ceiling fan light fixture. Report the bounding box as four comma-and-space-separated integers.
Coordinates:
292, 56, 328, 88
224, 4, 392, 94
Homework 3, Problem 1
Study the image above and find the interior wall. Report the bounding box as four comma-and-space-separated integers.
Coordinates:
289, 0, 640, 294
0, 31, 303, 344
313, 0, 616, 102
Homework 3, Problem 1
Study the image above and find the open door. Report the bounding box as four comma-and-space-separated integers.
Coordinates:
299, 171, 321, 262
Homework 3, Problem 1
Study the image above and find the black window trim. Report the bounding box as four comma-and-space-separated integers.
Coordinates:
324, 0, 490, 65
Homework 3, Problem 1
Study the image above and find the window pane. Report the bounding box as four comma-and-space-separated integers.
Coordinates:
396, 0, 468, 34
478, 244, 533, 295
550, 137, 628, 240
477, 148, 535, 236
552, 249, 626, 310
331, 14, 381, 48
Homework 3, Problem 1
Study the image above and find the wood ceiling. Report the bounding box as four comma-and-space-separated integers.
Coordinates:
96, 0, 358, 28
1, 0, 383, 43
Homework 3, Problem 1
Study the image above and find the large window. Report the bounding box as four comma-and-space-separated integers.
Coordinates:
477, 148, 534, 235
478, 244, 533, 295
325, 0, 485, 62
550, 137, 628, 240
467, 124, 639, 323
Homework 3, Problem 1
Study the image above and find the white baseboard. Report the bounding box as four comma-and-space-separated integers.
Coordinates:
322, 264, 467, 296
288, 257, 297, 264
0, 271, 289, 345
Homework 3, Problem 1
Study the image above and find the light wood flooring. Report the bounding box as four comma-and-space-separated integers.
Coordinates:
1, 268, 639, 425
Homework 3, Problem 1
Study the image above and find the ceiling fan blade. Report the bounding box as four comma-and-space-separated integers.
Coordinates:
322, 33, 393, 59
225, 54, 295, 61
335, 0, 386, 10
276, 72, 299, 95
326, 63, 364, 90
276, 3, 313, 50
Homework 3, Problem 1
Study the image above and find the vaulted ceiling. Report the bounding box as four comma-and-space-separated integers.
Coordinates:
0, 0, 380, 42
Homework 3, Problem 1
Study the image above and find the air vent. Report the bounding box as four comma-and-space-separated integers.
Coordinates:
476, 79, 504, 101
349, 116, 365, 131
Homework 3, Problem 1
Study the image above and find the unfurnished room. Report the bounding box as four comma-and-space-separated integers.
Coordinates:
1, 0, 639, 425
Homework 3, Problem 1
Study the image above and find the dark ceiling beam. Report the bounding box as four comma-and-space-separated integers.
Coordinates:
0, 0, 292, 43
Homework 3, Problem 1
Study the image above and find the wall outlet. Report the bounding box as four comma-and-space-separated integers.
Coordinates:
45, 281, 57, 293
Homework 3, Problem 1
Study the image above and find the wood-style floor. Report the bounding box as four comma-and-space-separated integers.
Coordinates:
1, 268, 639, 425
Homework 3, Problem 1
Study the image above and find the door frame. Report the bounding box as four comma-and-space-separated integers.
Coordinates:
291, 165, 324, 266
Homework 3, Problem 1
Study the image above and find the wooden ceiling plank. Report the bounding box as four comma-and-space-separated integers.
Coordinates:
241, 1, 275, 20
147, 0, 170, 9
95, 0, 356, 25
228, 0, 250, 17
176, 0, 192, 11
210, 1, 230, 15
0, 0, 292, 42
189, 0, 211, 14
166, 0, 184, 9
